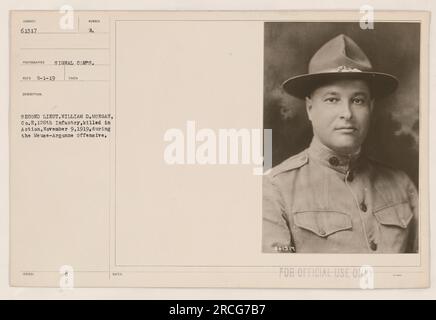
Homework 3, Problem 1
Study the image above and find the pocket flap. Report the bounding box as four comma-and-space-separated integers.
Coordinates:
374, 202, 413, 228
293, 211, 352, 237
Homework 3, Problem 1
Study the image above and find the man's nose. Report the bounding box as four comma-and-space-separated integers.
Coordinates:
339, 101, 353, 120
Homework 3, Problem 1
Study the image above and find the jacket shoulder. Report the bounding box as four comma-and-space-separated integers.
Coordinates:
269, 150, 309, 178
365, 155, 404, 175
364, 155, 412, 184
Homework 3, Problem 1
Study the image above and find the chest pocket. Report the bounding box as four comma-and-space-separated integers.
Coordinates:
373, 201, 413, 229
293, 211, 352, 237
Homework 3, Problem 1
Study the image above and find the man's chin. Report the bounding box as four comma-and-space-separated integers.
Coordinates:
329, 140, 361, 155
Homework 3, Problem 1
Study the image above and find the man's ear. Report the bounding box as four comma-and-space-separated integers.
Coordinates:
305, 96, 313, 121
369, 98, 375, 113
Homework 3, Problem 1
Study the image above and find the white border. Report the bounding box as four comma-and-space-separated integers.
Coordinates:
1, 0, 434, 299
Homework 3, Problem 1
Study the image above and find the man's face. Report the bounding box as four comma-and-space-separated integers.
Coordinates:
306, 79, 373, 155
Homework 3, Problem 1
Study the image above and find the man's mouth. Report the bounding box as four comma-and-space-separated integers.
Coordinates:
335, 126, 357, 133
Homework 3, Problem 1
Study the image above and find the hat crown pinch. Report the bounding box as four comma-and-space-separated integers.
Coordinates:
308, 34, 373, 74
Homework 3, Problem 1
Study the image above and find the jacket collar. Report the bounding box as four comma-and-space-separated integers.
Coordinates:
307, 137, 362, 174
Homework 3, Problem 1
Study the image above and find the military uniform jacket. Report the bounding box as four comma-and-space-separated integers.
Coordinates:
262, 139, 419, 253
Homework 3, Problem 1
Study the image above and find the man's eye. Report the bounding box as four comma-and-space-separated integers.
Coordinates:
352, 98, 365, 104
325, 97, 339, 103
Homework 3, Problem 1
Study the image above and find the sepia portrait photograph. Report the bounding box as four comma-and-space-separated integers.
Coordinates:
262, 22, 420, 254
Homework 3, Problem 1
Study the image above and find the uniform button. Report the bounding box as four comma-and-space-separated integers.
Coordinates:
347, 172, 354, 182
318, 229, 326, 236
359, 202, 367, 212
329, 156, 339, 166
400, 218, 407, 228
370, 241, 378, 251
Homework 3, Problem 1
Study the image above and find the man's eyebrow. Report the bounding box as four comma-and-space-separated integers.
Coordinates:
322, 91, 340, 96
353, 91, 370, 96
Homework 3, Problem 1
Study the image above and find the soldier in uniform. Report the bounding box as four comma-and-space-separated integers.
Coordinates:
262, 34, 418, 253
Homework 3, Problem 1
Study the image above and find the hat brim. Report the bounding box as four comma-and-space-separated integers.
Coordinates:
282, 72, 399, 99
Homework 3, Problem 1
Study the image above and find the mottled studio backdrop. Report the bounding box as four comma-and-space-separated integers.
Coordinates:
264, 22, 420, 187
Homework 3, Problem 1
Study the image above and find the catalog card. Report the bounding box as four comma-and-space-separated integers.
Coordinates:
9, 10, 430, 288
